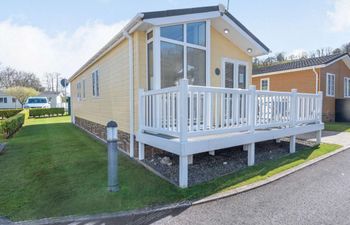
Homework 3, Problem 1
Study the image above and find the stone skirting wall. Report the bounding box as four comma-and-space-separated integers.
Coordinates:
74, 116, 164, 157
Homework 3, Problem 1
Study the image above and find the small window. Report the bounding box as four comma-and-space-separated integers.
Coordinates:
147, 42, 154, 90
326, 73, 335, 97
0, 98, 3, 103
12, 98, 16, 103
344, 77, 350, 98
3, 97, 7, 103
187, 22, 206, 46
160, 24, 184, 41
82, 79, 86, 98
92, 70, 100, 97
261, 78, 270, 91
77, 82, 81, 100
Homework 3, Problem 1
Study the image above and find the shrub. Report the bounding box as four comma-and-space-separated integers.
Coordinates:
1, 110, 26, 138
29, 108, 65, 118
0, 109, 22, 119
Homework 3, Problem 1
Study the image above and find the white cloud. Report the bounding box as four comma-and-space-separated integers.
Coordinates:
288, 48, 308, 58
327, 0, 350, 32
0, 19, 128, 81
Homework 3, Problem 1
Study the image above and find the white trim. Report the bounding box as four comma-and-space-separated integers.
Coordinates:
221, 14, 269, 55
260, 78, 270, 91
326, 73, 335, 97
344, 77, 350, 98
143, 11, 220, 26
206, 19, 211, 86
221, 57, 249, 88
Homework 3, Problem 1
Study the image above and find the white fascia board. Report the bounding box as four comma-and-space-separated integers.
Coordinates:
221, 14, 269, 57
143, 11, 221, 26
252, 65, 324, 78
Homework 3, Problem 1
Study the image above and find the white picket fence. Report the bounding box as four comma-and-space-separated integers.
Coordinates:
139, 79, 323, 138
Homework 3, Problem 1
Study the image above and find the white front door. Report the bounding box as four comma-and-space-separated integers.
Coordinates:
222, 58, 248, 89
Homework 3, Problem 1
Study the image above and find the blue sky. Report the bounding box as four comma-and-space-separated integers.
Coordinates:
0, 0, 349, 79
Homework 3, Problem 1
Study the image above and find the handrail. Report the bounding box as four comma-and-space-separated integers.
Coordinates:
139, 79, 323, 139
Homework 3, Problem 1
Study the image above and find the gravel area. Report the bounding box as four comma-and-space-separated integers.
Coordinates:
144, 138, 316, 187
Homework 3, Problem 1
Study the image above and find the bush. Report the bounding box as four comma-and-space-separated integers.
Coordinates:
29, 108, 65, 118
1, 110, 26, 138
0, 109, 22, 119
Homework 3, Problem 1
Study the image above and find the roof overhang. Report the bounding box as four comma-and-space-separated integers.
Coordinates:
69, 5, 270, 82
253, 54, 350, 77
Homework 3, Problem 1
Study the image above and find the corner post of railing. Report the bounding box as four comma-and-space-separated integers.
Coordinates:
249, 85, 256, 133
138, 89, 145, 160
290, 89, 298, 127
179, 79, 189, 188
318, 91, 323, 123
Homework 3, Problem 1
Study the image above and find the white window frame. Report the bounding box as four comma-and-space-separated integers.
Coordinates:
260, 78, 270, 91
146, 29, 154, 90
76, 81, 81, 101
221, 58, 249, 89
148, 20, 211, 89
344, 77, 350, 98
82, 79, 86, 99
92, 69, 100, 97
326, 73, 335, 97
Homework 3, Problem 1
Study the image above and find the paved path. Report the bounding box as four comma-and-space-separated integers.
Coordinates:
298, 130, 350, 146
151, 147, 350, 225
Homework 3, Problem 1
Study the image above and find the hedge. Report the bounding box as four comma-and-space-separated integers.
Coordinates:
0, 109, 22, 119
1, 110, 28, 139
29, 108, 65, 117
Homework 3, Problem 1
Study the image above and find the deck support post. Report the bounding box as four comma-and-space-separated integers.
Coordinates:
179, 155, 188, 188
209, 151, 215, 156
316, 130, 321, 145
138, 142, 145, 160
188, 155, 193, 165
247, 143, 255, 166
179, 79, 189, 188
290, 135, 296, 153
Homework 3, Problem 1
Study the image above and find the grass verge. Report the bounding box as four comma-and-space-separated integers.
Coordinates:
325, 122, 350, 132
0, 116, 341, 221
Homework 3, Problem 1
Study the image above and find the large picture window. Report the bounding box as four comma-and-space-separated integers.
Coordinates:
155, 21, 207, 88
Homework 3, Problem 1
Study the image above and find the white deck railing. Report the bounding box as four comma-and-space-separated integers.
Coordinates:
138, 79, 323, 138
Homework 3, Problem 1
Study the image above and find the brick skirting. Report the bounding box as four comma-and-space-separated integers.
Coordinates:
74, 116, 164, 157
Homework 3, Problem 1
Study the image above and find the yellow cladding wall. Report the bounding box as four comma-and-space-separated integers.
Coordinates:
71, 38, 131, 132
210, 27, 252, 87
71, 26, 253, 133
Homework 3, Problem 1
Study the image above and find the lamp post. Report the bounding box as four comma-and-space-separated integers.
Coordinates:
107, 121, 119, 192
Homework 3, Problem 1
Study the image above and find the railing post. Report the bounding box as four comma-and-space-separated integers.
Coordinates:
179, 79, 189, 188
318, 91, 323, 123
138, 89, 145, 160
290, 89, 298, 154
290, 89, 298, 127
249, 85, 256, 133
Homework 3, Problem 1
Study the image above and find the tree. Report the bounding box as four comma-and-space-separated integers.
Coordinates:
0, 67, 43, 91
44, 72, 62, 92
275, 52, 286, 62
4, 86, 39, 105
333, 48, 342, 54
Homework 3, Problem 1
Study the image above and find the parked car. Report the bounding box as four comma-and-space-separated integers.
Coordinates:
23, 97, 51, 108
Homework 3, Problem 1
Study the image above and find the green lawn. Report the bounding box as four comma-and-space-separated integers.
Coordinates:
325, 122, 350, 132
0, 116, 341, 221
